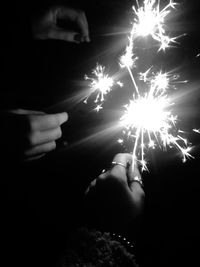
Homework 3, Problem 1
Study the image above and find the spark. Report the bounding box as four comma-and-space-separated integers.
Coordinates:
132, 0, 179, 51
84, 64, 114, 104
193, 128, 200, 134
84, 64, 122, 111
120, 38, 138, 69
94, 104, 103, 112
83, 0, 195, 171
119, 0, 179, 96
139, 69, 183, 93
117, 138, 124, 144
117, 81, 124, 87
119, 70, 193, 171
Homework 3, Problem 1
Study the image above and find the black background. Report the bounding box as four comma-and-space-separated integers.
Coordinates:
1, 1, 200, 266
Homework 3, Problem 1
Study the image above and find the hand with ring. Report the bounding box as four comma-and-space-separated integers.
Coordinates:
84, 153, 145, 234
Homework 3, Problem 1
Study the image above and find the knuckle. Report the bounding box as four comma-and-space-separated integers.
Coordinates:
26, 115, 37, 131
114, 153, 123, 159
56, 128, 62, 139
109, 168, 122, 179
27, 132, 37, 146
52, 115, 61, 127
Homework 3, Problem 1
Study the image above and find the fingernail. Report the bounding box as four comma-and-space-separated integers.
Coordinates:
74, 34, 82, 43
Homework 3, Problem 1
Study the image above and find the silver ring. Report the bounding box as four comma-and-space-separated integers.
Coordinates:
112, 161, 127, 169
129, 176, 144, 188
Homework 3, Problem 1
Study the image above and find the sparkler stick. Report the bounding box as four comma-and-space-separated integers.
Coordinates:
127, 66, 140, 96
132, 126, 141, 165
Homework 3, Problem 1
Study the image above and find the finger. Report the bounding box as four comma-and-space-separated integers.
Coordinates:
127, 160, 143, 191
85, 179, 97, 195
24, 141, 56, 157
98, 153, 132, 184
24, 153, 46, 162
56, 7, 90, 41
10, 109, 45, 115
31, 112, 68, 131
48, 26, 82, 43
28, 127, 62, 146
112, 153, 133, 167
127, 159, 141, 180
98, 171, 109, 180
77, 11, 90, 41
110, 153, 133, 179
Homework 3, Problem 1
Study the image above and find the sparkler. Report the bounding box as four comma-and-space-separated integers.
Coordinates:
193, 129, 200, 134
132, 0, 179, 51
84, 0, 196, 171
119, 69, 193, 171
84, 63, 123, 110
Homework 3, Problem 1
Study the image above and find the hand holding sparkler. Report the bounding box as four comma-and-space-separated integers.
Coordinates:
32, 6, 90, 43
85, 153, 145, 233
0, 109, 68, 162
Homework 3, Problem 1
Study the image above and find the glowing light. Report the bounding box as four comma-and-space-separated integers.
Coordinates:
140, 70, 182, 95
84, 64, 114, 104
94, 104, 103, 112
132, 0, 179, 51
118, 0, 194, 170
120, 84, 193, 171
121, 96, 171, 132
193, 129, 200, 134
117, 138, 124, 144
120, 40, 138, 69
117, 81, 124, 87
83, 0, 195, 171
84, 64, 123, 111
150, 71, 169, 90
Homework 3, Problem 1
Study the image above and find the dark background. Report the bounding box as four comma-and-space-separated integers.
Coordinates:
1, 0, 200, 266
